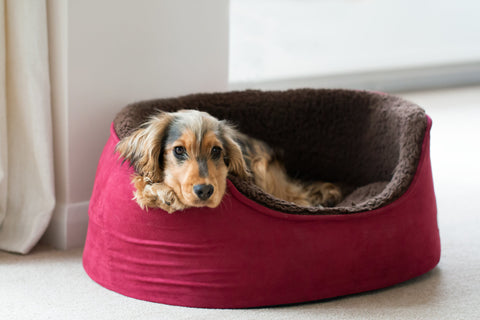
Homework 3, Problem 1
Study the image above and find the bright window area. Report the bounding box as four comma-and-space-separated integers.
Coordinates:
229, 0, 480, 88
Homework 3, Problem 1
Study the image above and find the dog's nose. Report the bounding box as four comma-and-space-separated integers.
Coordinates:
193, 184, 214, 201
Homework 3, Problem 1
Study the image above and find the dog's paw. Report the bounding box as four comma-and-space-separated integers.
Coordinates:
134, 181, 186, 213
155, 186, 186, 213
322, 189, 342, 207
307, 182, 342, 208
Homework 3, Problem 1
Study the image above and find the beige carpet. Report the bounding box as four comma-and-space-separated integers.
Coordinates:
1, 86, 479, 319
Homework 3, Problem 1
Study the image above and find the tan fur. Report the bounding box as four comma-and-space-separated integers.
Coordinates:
115, 113, 174, 182
116, 110, 342, 213
162, 130, 228, 209
243, 136, 341, 207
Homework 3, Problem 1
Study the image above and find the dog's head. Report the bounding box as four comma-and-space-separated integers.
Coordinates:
116, 110, 250, 209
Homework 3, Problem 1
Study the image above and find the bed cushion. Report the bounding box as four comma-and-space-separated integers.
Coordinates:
83, 89, 440, 308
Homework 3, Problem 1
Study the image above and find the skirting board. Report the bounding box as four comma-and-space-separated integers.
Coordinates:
229, 61, 480, 93
41, 201, 89, 250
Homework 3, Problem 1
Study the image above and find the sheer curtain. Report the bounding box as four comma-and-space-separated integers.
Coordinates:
0, 0, 55, 254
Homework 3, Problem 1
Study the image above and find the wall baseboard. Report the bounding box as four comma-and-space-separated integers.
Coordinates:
229, 61, 480, 93
41, 201, 89, 250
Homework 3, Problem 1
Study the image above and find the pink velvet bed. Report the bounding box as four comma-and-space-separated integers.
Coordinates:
83, 89, 440, 308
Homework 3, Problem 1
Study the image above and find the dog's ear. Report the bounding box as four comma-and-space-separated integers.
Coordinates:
115, 112, 173, 181
220, 122, 251, 180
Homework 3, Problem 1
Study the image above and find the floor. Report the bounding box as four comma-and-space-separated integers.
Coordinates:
1, 86, 479, 319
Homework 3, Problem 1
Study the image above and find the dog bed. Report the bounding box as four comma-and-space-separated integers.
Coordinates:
83, 89, 440, 308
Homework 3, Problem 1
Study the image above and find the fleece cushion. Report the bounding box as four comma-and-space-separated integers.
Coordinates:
83, 89, 440, 308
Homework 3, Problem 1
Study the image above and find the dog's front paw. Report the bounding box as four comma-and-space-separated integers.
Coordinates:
133, 178, 186, 213
153, 185, 186, 213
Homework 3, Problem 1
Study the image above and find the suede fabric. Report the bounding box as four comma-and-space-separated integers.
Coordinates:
113, 89, 427, 214
83, 117, 439, 308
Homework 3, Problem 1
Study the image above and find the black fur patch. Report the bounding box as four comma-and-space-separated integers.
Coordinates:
197, 157, 209, 177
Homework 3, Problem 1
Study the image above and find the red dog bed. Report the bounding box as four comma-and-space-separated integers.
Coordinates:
83, 89, 440, 308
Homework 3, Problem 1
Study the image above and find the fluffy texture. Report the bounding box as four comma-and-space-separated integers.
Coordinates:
114, 89, 427, 214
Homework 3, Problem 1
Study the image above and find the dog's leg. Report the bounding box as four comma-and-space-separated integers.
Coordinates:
251, 156, 343, 207
132, 175, 186, 213
304, 182, 342, 207
251, 157, 311, 206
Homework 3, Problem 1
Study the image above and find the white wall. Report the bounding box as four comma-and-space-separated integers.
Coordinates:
43, 0, 230, 249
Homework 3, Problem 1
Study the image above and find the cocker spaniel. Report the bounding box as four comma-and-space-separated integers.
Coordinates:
116, 110, 342, 213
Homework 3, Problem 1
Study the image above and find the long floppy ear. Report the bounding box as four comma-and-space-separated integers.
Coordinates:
220, 121, 251, 180
115, 112, 173, 181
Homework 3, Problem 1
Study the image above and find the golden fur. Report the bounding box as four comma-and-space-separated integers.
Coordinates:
116, 110, 342, 213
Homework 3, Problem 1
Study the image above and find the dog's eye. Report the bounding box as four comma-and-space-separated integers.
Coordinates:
174, 146, 186, 157
211, 146, 222, 159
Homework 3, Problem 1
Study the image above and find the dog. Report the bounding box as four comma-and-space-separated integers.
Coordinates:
116, 110, 342, 213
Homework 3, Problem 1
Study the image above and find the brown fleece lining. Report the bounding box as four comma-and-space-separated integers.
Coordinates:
113, 89, 427, 215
